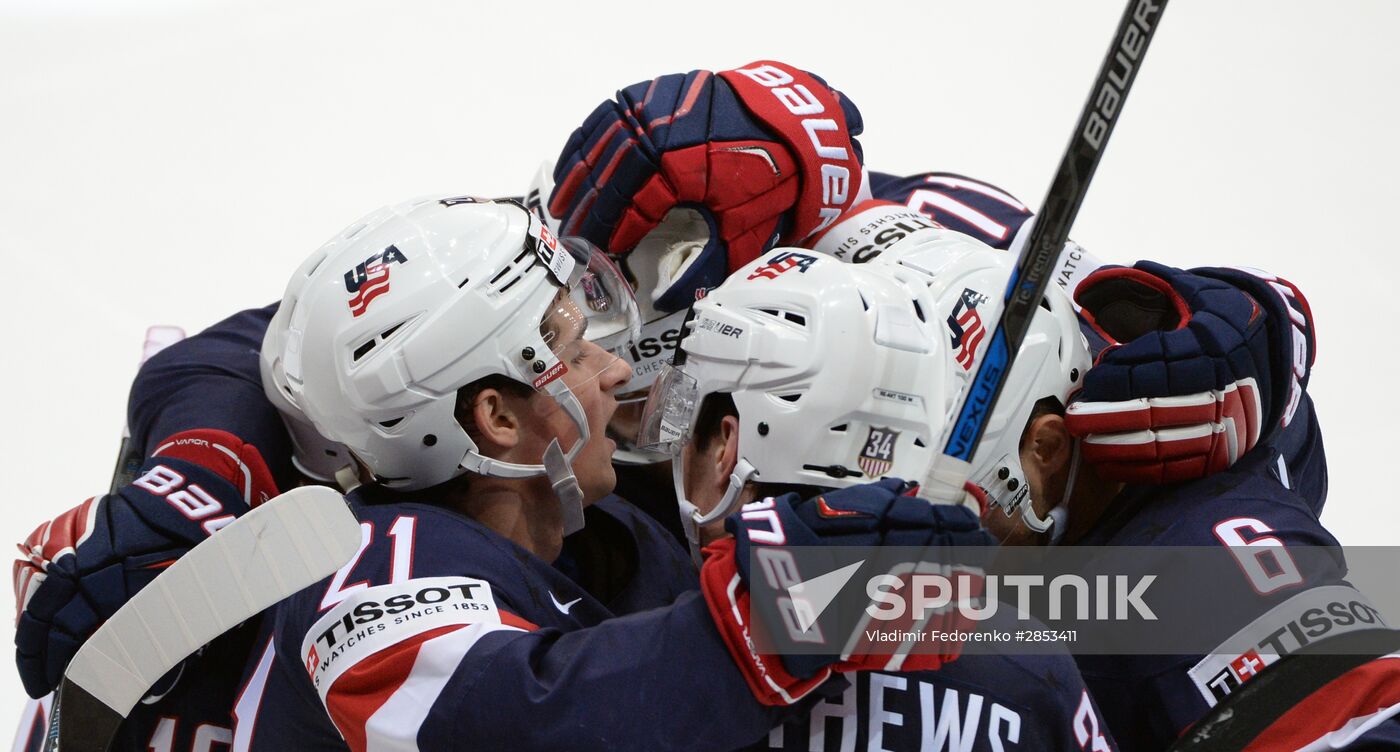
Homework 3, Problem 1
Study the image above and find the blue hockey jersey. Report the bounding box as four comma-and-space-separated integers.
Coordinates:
233, 488, 797, 752
1069, 390, 1359, 749
127, 304, 297, 484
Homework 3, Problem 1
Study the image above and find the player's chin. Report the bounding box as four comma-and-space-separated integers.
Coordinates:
578, 438, 619, 503
579, 465, 617, 504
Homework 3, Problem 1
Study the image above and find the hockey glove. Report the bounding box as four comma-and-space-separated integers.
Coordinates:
1065, 262, 1276, 484
699, 478, 994, 706
549, 60, 865, 312
13, 428, 277, 697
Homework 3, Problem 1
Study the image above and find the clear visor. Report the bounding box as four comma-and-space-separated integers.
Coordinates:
561, 235, 641, 353
601, 307, 691, 461
635, 361, 700, 457
532, 236, 642, 394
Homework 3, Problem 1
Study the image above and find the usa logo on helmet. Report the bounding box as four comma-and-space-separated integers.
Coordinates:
947, 288, 989, 371
345, 245, 408, 317
747, 251, 818, 281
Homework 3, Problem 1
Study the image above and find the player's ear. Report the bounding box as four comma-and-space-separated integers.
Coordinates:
715, 414, 741, 485
1023, 413, 1072, 476
464, 388, 522, 454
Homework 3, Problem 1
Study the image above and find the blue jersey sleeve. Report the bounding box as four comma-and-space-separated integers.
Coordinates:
127, 303, 297, 488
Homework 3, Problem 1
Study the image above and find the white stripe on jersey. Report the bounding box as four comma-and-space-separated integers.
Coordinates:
1298, 699, 1400, 751
232, 638, 276, 752
360, 623, 525, 751
906, 190, 1013, 241
921, 175, 1029, 212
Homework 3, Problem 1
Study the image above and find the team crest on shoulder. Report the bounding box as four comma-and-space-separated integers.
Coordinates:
947, 288, 989, 371
345, 244, 408, 317
858, 426, 899, 477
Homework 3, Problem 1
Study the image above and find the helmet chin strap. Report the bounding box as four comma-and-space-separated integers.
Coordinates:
1020, 439, 1081, 545
458, 382, 591, 535
542, 439, 586, 535
674, 457, 757, 568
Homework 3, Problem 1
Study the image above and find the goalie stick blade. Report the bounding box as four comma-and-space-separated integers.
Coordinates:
46, 485, 361, 752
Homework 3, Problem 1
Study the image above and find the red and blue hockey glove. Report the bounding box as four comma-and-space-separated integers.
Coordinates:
549, 60, 865, 312
13, 429, 277, 697
1065, 261, 1277, 484
699, 478, 994, 706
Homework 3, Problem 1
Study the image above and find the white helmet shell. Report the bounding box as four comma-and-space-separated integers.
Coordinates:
260, 245, 355, 484
644, 248, 952, 491
277, 195, 638, 496
870, 229, 1091, 522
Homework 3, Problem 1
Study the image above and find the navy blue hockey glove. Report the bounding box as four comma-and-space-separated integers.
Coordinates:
549, 60, 864, 311
13, 429, 277, 697
698, 478, 993, 706
1065, 261, 1279, 484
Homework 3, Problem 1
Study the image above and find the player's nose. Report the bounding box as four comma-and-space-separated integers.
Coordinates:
598, 348, 631, 393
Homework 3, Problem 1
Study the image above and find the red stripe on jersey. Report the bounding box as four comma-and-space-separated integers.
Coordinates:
1245, 656, 1400, 751
500, 611, 539, 631
325, 624, 463, 752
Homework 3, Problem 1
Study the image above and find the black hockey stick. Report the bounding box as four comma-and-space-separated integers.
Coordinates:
42, 486, 362, 752
923, 0, 1168, 502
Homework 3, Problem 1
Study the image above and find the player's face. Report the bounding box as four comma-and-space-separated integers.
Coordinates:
678, 417, 741, 545
528, 295, 632, 502
607, 395, 647, 449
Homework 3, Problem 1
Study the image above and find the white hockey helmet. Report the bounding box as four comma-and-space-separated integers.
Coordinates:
637, 248, 955, 549
260, 247, 356, 486
272, 195, 639, 529
869, 228, 1091, 536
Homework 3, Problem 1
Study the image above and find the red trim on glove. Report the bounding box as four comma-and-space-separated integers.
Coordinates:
699, 538, 832, 706
550, 119, 627, 224
151, 429, 280, 507
14, 495, 101, 620
1075, 266, 1193, 347
644, 70, 711, 130
719, 61, 863, 246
